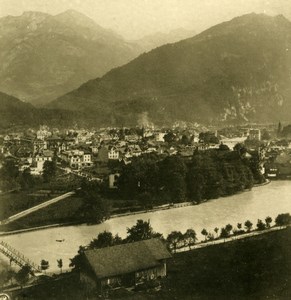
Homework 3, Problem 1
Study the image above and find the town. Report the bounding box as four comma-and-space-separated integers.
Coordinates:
1, 122, 291, 193
1, 1, 291, 299
1, 121, 291, 298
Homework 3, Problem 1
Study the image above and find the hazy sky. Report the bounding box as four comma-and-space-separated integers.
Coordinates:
0, 0, 291, 39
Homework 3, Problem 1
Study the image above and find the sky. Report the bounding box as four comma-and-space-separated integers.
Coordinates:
0, 0, 291, 39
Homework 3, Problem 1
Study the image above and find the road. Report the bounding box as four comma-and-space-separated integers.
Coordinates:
175, 225, 287, 253
0, 191, 75, 225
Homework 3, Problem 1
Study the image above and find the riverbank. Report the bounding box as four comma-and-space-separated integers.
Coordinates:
1, 180, 291, 274
0, 179, 271, 235
4, 226, 291, 300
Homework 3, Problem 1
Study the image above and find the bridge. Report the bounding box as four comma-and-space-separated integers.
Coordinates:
0, 241, 41, 274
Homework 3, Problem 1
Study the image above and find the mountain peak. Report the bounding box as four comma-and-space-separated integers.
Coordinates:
55, 9, 94, 22
53, 9, 100, 30
59, 9, 87, 17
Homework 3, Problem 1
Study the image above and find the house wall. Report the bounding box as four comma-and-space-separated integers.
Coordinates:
109, 173, 120, 189
80, 271, 98, 292
135, 263, 166, 283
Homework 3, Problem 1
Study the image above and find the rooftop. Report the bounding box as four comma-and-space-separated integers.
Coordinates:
84, 238, 171, 279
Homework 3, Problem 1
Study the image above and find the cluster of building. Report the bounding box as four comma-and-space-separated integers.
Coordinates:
2, 123, 288, 184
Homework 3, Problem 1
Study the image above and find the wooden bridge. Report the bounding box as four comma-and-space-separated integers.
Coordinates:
0, 241, 41, 274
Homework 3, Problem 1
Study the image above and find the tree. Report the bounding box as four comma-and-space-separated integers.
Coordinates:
126, 220, 162, 242
1, 159, 19, 179
40, 259, 49, 274
78, 181, 110, 223
261, 129, 271, 140
160, 156, 187, 202
244, 220, 253, 232
214, 227, 219, 238
207, 233, 215, 241
219, 143, 230, 151
275, 213, 291, 227
89, 231, 122, 249
0, 267, 15, 287
220, 227, 229, 241
199, 132, 219, 144
235, 223, 244, 235
43, 160, 57, 182
265, 216, 272, 228
181, 134, 190, 145
201, 229, 208, 241
256, 219, 266, 231
19, 168, 34, 190
233, 143, 247, 157
164, 132, 176, 144
167, 231, 183, 252
0, 159, 20, 191
183, 229, 197, 249
225, 224, 233, 235
57, 259, 63, 274
15, 265, 32, 288
69, 246, 86, 271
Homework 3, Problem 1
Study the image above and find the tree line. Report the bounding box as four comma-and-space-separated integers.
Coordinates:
70, 212, 291, 271
0, 158, 57, 192
117, 147, 264, 206
6, 213, 290, 288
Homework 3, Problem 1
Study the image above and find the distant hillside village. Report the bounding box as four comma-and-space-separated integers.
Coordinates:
1, 122, 291, 193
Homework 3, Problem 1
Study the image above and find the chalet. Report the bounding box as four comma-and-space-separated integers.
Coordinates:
30, 150, 54, 175
60, 150, 92, 169
125, 134, 139, 143
108, 146, 119, 160
80, 239, 171, 294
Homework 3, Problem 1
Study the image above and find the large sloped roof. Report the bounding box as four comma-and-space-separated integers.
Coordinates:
84, 238, 171, 279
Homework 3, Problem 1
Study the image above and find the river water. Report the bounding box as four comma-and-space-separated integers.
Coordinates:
1, 181, 291, 273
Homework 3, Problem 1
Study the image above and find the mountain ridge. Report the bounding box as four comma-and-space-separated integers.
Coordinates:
0, 10, 141, 106
47, 13, 291, 126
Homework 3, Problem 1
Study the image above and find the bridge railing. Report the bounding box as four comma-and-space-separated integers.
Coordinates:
0, 241, 41, 272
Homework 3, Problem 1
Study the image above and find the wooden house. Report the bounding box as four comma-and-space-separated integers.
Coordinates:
80, 239, 171, 294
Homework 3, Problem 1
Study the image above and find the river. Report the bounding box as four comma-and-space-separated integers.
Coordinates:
1, 180, 291, 273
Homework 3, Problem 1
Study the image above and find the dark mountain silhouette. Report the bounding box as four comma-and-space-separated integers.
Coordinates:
47, 13, 291, 126
0, 10, 141, 106
0, 91, 97, 129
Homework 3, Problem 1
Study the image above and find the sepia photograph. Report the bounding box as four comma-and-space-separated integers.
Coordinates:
0, 0, 291, 299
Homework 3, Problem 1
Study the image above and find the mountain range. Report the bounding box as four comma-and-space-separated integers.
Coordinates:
0, 10, 141, 106
2, 13, 291, 128
46, 13, 291, 126
0, 91, 88, 129
134, 28, 196, 52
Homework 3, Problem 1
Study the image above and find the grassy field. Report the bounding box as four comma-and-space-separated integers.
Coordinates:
0, 191, 54, 220
7, 227, 291, 299
160, 226, 291, 299
0, 173, 83, 223
0, 195, 85, 231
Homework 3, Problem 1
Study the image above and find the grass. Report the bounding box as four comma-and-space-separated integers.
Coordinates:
0, 191, 52, 220
0, 195, 85, 232
0, 174, 83, 222
7, 227, 291, 299
160, 226, 291, 299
